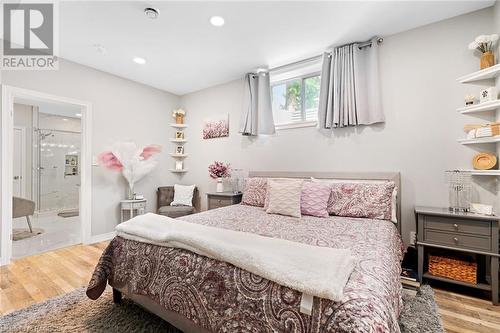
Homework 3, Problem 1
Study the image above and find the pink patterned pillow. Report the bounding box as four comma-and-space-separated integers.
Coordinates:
300, 182, 331, 217
241, 178, 267, 207
328, 182, 395, 220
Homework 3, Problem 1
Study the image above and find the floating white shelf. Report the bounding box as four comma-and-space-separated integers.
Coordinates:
457, 136, 500, 145
170, 139, 187, 143
169, 153, 188, 158
457, 100, 500, 114
457, 64, 500, 84
457, 169, 500, 176
170, 123, 189, 128
169, 169, 188, 173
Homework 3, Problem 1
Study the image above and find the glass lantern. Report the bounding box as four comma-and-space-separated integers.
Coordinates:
445, 170, 472, 212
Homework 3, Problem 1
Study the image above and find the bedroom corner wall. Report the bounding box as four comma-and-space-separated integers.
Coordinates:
178, 7, 495, 246
1, 59, 180, 240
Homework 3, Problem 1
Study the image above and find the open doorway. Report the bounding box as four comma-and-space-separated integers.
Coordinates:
11, 99, 82, 258
1, 86, 92, 264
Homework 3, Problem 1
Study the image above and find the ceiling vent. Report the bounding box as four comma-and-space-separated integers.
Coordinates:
144, 7, 160, 20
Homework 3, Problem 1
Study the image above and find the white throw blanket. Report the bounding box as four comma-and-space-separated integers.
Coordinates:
116, 213, 355, 301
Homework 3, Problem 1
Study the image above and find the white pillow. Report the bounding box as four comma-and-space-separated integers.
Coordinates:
311, 177, 398, 223
171, 184, 195, 206
266, 179, 303, 218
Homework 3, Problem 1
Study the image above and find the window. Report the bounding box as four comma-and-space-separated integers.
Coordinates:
271, 73, 320, 128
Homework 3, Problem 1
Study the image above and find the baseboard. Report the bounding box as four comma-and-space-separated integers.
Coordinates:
90, 231, 116, 244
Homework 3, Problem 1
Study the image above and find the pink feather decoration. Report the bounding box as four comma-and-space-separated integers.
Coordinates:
97, 151, 123, 171
140, 145, 162, 160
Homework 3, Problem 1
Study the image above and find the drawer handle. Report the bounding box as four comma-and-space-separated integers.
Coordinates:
453, 237, 459, 244
453, 223, 458, 230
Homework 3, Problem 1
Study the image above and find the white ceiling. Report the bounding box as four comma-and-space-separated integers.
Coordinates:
60, 1, 494, 95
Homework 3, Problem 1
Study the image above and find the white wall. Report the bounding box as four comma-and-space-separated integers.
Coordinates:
179, 8, 496, 245
3, 59, 180, 238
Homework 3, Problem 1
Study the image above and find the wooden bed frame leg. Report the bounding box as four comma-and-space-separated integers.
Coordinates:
112, 288, 122, 304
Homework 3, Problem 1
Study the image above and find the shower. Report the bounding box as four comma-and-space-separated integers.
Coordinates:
38, 130, 54, 140
33, 116, 81, 214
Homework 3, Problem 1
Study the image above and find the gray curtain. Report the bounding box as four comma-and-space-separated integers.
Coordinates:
240, 72, 275, 136
318, 38, 384, 129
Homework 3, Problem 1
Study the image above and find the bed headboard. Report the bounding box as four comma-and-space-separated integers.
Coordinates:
248, 171, 402, 234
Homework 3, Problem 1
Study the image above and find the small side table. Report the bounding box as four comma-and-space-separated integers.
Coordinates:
120, 199, 147, 222
415, 206, 499, 305
206, 192, 242, 210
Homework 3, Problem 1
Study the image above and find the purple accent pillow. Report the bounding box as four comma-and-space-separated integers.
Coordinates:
328, 182, 395, 220
300, 182, 331, 217
241, 178, 267, 207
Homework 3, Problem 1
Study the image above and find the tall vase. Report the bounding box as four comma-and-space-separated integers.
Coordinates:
480, 51, 495, 69
127, 185, 135, 200
216, 178, 224, 193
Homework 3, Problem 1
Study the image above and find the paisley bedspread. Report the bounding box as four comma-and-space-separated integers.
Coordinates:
87, 204, 404, 333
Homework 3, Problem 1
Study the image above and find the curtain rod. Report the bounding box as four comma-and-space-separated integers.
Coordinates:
267, 37, 383, 73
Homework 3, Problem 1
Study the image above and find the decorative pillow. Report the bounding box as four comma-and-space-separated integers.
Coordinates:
328, 182, 395, 220
311, 177, 398, 222
263, 178, 295, 209
241, 178, 267, 207
171, 184, 195, 206
266, 179, 303, 218
301, 182, 331, 218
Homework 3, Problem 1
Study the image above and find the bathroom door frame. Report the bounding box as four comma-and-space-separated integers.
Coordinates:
1, 85, 93, 265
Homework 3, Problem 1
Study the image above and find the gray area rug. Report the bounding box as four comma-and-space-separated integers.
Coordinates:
0, 285, 443, 333
12, 228, 43, 241
400, 285, 444, 333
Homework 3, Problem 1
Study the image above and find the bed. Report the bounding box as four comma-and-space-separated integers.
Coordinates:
87, 171, 404, 333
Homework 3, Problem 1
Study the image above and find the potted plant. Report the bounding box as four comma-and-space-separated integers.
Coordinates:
468, 34, 499, 69
208, 161, 231, 192
172, 108, 186, 124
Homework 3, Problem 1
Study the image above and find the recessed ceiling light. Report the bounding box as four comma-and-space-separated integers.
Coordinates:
144, 7, 160, 19
75, 113, 82, 117
133, 57, 146, 65
210, 16, 225, 27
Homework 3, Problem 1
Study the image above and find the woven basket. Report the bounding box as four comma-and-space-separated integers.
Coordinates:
428, 255, 477, 284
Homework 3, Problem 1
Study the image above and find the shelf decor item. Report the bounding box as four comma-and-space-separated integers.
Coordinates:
473, 152, 497, 170
172, 108, 186, 124
468, 34, 499, 69
428, 254, 477, 284
464, 94, 475, 106
98, 142, 162, 199
480, 87, 498, 103
208, 161, 231, 192
445, 170, 472, 212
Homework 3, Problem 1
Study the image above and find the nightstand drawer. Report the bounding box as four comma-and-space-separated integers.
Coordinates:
423, 216, 490, 236
208, 197, 232, 208
423, 230, 491, 251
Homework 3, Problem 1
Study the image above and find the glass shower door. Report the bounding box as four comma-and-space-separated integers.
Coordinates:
36, 129, 81, 212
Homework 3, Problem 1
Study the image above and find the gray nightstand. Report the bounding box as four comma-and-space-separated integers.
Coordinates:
206, 192, 242, 210
415, 206, 499, 304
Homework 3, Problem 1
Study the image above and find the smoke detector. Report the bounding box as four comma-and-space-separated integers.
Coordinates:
144, 7, 160, 19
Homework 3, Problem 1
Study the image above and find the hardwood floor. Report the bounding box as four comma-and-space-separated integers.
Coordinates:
0, 242, 107, 316
1, 242, 500, 333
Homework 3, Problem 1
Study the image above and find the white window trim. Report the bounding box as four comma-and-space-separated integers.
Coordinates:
270, 71, 321, 130
275, 120, 317, 130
